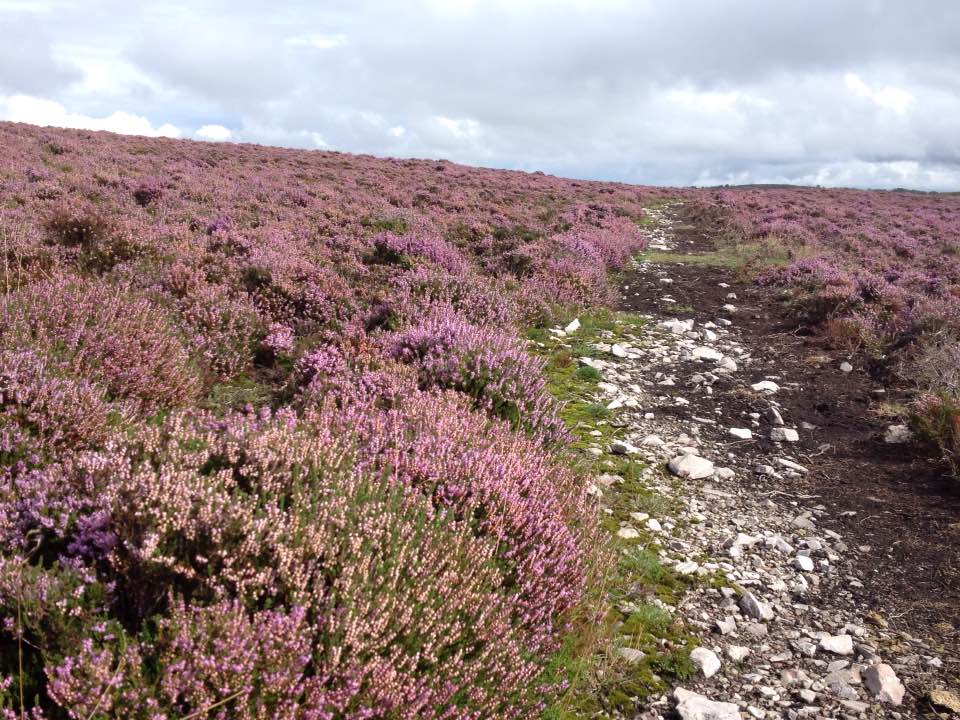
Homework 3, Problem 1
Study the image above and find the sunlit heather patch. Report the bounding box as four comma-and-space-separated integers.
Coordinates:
0, 121, 656, 716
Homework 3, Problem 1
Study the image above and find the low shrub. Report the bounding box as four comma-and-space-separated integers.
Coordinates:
385, 312, 569, 444
913, 393, 960, 478
1, 276, 202, 411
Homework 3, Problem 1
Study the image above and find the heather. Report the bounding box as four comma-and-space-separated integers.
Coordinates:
702, 187, 960, 345
0, 122, 657, 717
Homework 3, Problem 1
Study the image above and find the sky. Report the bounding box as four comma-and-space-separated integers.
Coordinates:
1, 0, 959, 190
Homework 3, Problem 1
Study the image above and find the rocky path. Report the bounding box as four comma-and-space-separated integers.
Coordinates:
577, 205, 960, 718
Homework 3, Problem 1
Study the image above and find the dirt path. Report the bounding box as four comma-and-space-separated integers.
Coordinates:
584, 203, 960, 718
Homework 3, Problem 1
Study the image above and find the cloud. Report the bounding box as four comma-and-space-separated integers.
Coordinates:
0, 94, 181, 137
1, 0, 959, 189
285, 33, 348, 50
195, 123, 232, 141
0, 13, 80, 94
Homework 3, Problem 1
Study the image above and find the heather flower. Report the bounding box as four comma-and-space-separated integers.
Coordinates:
1, 275, 202, 410
385, 312, 569, 443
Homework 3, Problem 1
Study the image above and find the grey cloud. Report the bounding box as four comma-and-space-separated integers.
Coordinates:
3, 0, 960, 189
0, 13, 80, 94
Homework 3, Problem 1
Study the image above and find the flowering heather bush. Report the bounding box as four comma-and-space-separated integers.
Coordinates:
0, 122, 658, 715
386, 313, 569, 443
703, 187, 960, 344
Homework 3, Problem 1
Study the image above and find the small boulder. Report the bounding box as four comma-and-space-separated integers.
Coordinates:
690, 647, 722, 678
668, 454, 715, 480
673, 688, 740, 720
819, 634, 854, 656
770, 427, 799, 442
739, 592, 774, 621
692, 346, 723, 362
884, 424, 912, 444
617, 647, 645, 664
564, 318, 581, 333
729, 428, 753, 440
751, 380, 780, 394
864, 663, 905, 705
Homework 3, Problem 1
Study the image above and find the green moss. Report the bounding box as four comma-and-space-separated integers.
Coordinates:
360, 215, 409, 234
200, 376, 272, 413
538, 307, 709, 717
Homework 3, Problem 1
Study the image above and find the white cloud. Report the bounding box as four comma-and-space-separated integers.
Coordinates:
195, 123, 233, 141
285, 33, 348, 50
845, 72, 913, 115
433, 116, 481, 139
0, 94, 180, 137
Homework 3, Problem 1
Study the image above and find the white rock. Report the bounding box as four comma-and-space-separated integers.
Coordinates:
884, 424, 912, 444
645, 518, 662, 532
719, 357, 738, 372
840, 361, 853, 373
794, 555, 815, 572
691, 346, 723, 362
727, 645, 751, 662
819, 634, 854, 656
611, 343, 628, 358
864, 664, 905, 705
722, 304, 737, 313
766, 406, 784, 425
564, 318, 581, 333
675, 560, 699, 575
659, 318, 694, 334
770, 427, 799, 442
617, 647, 646, 664
640, 434, 665, 446
715, 466, 736, 480
690, 647, 722, 678
616, 527, 640, 540
673, 688, 740, 720
776, 458, 808, 473
610, 440, 640, 455
751, 380, 780, 394
729, 428, 753, 440
739, 592, 774, 621
668, 454, 715, 480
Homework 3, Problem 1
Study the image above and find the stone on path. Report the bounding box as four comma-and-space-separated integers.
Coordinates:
770, 427, 799, 442
864, 663, 906, 705
729, 427, 753, 440
727, 645, 751, 662
819, 634, 854, 655
668, 454, 715, 480
884, 424, 912, 444
690, 647, 722, 678
673, 688, 740, 720
692, 346, 723, 362
739, 592, 774, 621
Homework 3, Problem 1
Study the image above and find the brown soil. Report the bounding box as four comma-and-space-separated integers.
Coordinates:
621, 205, 960, 659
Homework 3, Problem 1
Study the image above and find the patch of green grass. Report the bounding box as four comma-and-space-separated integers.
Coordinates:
638, 238, 792, 272
537, 307, 713, 718
200, 376, 272, 413
360, 215, 409, 234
